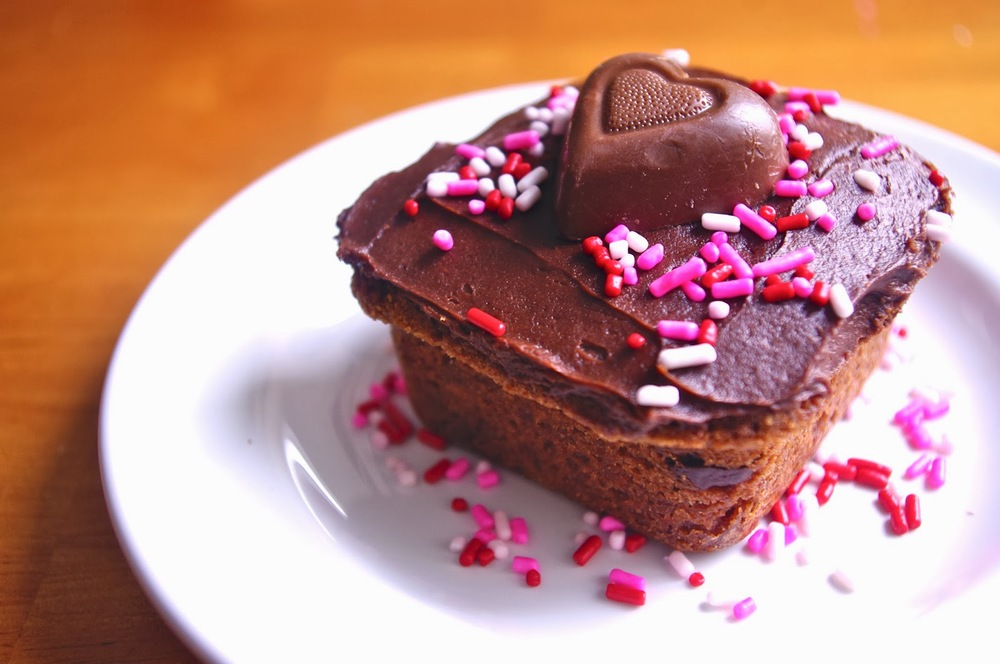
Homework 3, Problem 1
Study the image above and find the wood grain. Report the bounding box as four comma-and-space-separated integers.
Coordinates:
2, 1, 997, 661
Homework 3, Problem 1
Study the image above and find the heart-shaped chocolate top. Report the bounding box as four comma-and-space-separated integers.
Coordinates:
554, 53, 788, 239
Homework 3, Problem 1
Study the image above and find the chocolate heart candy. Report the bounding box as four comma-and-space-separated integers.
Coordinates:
554, 53, 788, 239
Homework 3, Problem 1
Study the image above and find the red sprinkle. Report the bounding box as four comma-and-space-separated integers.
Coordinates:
848, 457, 892, 476
497, 196, 515, 220
624, 533, 647, 553
697, 319, 718, 346
776, 212, 810, 232
606, 583, 646, 606
467, 307, 506, 337
878, 486, 902, 513
787, 142, 812, 160
905, 494, 922, 530
484, 189, 502, 211
582, 236, 604, 255
512, 161, 532, 180
459, 537, 483, 566
626, 333, 647, 350
809, 281, 831, 306
477, 546, 496, 567
770, 499, 790, 525
572, 535, 602, 566
890, 507, 909, 535
605, 273, 624, 297
929, 169, 946, 187
458, 165, 477, 181
688, 572, 705, 587
526, 569, 542, 587
416, 428, 447, 450
816, 473, 837, 506
450, 497, 469, 512
403, 198, 419, 217
804, 91, 822, 113
701, 262, 734, 288
749, 79, 777, 98
502, 152, 522, 175
423, 458, 451, 485
824, 461, 857, 482
786, 468, 811, 496
762, 281, 796, 303
854, 467, 890, 490
758, 204, 777, 222
794, 264, 815, 280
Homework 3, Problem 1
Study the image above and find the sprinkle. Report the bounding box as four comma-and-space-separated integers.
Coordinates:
699, 241, 721, 263
510, 517, 529, 544
816, 212, 838, 233
599, 515, 626, 531
711, 277, 754, 299
702, 212, 742, 233
905, 494, 922, 529
433, 229, 454, 251
853, 168, 881, 192
732, 597, 757, 620
787, 159, 809, 179
861, 136, 899, 159
681, 280, 707, 302
708, 300, 731, 319
624, 533, 646, 552
774, 180, 808, 197
606, 583, 646, 606
514, 185, 541, 211
828, 283, 854, 318
927, 457, 946, 489
468, 199, 485, 215
808, 179, 835, 197
608, 529, 626, 550
665, 550, 696, 577
502, 129, 540, 151
476, 468, 500, 489
717, 242, 753, 278
403, 199, 419, 217
751, 246, 816, 278
803, 200, 829, 221
497, 172, 518, 198
697, 319, 719, 345
636, 384, 680, 407
525, 569, 542, 587
648, 257, 707, 297
657, 320, 700, 340
517, 165, 549, 191
572, 534, 602, 566
904, 453, 933, 479
497, 196, 515, 220
636, 243, 665, 270
446, 179, 479, 197
856, 202, 877, 222
657, 343, 718, 371
625, 230, 649, 254
776, 213, 809, 232
733, 203, 777, 240
444, 457, 470, 480
829, 569, 856, 593
512, 555, 539, 574
484, 146, 506, 167
609, 568, 646, 591
466, 307, 505, 336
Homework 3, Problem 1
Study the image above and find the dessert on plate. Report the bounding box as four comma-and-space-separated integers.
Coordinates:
336, 52, 953, 551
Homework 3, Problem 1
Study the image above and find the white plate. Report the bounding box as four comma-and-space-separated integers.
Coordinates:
101, 84, 1000, 663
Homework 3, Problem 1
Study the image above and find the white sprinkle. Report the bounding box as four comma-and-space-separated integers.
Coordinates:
853, 168, 881, 192
829, 568, 856, 593
427, 170, 460, 183
488, 539, 510, 560
619, 252, 636, 268
765, 521, 786, 562
657, 343, 717, 372
665, 550, 696, 577
636, 384, 680, 407
528, 142, 545, 158
484, 146, 506, 167
425, 179, 449, 197
477, 177, 495, 197
924, 209, 953, 226
661, 48, 691, 67
529, 120, 550, 138
550, 107, 571, 135
396, 468, 417, 486
608, 239, 630, 260
494, 510, 512, 541
450, 536, 467, 552
583, 511, 600, 527
537, 107, 554, 123
514, 185, 541, 212
790, 123, 809, 141
828, 283, 855, 318
517, 165, 549, 191
608, 530, 626, 550
469, 156, 491, 177
626, 230, 650, 254
926, 224, 952, 242
497, 172, 518, 198
701, 212, 742, 233
803, 199, 829, 220
802, 131, 825, 150
708, 300, 731, 319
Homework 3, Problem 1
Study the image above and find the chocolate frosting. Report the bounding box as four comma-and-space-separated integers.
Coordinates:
555, 53, 789, 239
337, 57, 949, 436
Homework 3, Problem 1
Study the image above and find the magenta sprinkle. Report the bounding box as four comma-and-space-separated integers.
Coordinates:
778, 112, 795, 134
605, 223, 630, 243
468, 199, 486, 215
470, 503, 494, 529
733, 597, 757, 621
787, 87, 841, 105
455, 143, 486, 160
710, 230, 729, 246
657, 320, 700, 341
681, 279, 707, 302
717, 243, 753, 278
446, 180, 479, 197
774, 180, 808, 197
746, 528, 768, 553
511, 555, 539, 574
599, 515, 626, 532
433, 229, 454, 251
509, 517, 529, 544
808, 179, 835, 197
816, 212, 838, 233
861, 136, 900, 159
787, 159, 809, 179
609, 568, 647, 591
623, 265, 639, 286
711, 277, 754, 299
784, 100, 811, 116
636, 243, 664, 270
857, 202, 877, 221
927, 457, 947, 489
502, 129, 540, 151
904, 453, 933, 480
699, 241, 721, 263
751, 246, 816, 278
649, 257, 707, 298
476, 468, 500, 489
733, 203, 777, 240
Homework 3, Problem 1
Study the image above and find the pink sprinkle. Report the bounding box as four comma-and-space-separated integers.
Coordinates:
733, 203, 777, 240
468, 199, 486, 215
732, 597, 757, 621
605, 223, 630, 243
509, 517, 529, 544
699, 241, 721, 263
774, 180, 808, 198
751, 246, 816, 278
816, 212, 838, 232
792, 276, 813, 298
861, 136, 899, 159
857, 202, 877, 221
446, 180, 479, 197
718, 242, 753, 278
433, 229, 454, 251
455, 143, 486, 160
681, 280, 707, 302
649, 257, 708, 298
470, 503, 494, 529
746, 528, 768, 554
786, 493, 805, 521
512, 555, 539, 574
711, 277, 755, 299
904, 453, 933, 480
599, 515, 626, 531
351, 412, 367, 429
502, 129, 540, 151
808, 179, 835, 197
477, 468, 500, 489
444, 458, 470, 480
636, 243, 664, 270
711, 230, 729, 246
657, 320, 700, 341
927, 457, 946, 489
787, 159, 809, 179
609, 568, 646, 591
787, 87, 841, 105
784, 100, 811, 116
622, 265, 639, 286
778, 112, 796, 134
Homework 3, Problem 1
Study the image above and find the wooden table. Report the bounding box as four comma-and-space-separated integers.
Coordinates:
3, 1, 998, 661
